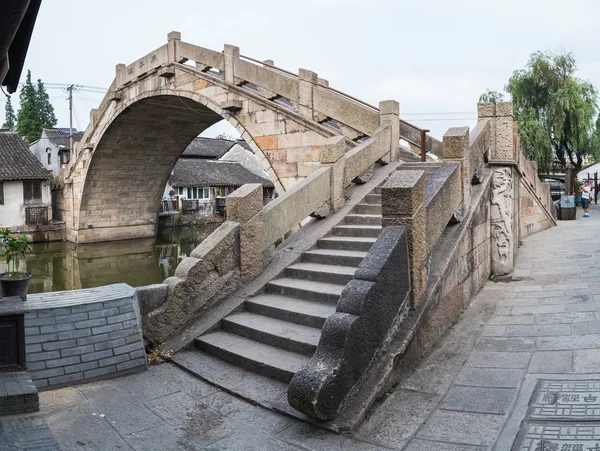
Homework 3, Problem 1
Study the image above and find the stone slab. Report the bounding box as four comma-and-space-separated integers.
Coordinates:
527, 380, 600, 421
514, 422, 600, 450
454, 367, 524, 388
440, 385, 516, 414
528, 351, 573, 374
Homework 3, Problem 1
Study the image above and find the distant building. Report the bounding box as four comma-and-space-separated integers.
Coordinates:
161, 137, 275, 219
29, 128, 84, 177
0, 132, 52, 228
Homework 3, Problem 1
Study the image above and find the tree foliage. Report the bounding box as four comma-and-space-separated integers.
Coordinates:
506, 51, 599, 173
2, 97, 16, 130
479, 89, 505, 103
16, 70, 57, 142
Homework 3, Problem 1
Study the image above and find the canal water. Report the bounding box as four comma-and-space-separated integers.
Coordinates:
3, 225, 219, 294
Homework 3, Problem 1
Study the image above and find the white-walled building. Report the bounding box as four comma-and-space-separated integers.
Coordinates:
29, 128, 84, 177
0, 132, 52, 228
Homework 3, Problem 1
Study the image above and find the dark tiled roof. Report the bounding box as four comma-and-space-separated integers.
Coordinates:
0, 132, 51, 181
43, 128, 84, 149
183, 137, 237, 159
170, 159, 274, 188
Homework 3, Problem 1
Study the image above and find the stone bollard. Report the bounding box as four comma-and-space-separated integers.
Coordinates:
382, 170, 427, 308
167, 31, 181, 64
318, 135, 348, 213
226, 183, 263, 282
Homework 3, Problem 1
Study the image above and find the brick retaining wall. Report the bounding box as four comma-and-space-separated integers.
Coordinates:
0, 284, 147, 389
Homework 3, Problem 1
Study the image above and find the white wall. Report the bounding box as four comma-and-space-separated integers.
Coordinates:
29, 133, 61, 177
0, 181, 25, 227
0, 180, 52, 227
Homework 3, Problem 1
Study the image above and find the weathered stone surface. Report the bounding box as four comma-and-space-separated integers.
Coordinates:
442, 127, 469, 159
288, 227, 410, 420
136, 284, 168, 317
144, 222, 240, 344
354, 164, 374, 184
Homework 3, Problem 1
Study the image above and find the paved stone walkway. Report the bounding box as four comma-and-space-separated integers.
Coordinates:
35, 204, 600, 450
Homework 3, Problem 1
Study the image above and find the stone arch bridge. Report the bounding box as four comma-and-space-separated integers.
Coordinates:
57, 31, 441, 243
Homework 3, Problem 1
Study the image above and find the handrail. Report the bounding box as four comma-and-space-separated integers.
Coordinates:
242, 52, 430, 159
239, 54, 298, 78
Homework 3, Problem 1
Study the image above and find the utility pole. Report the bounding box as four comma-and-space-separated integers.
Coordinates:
66, 84, 74, 155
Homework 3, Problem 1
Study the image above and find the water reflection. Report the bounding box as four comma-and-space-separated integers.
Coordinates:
1, 225, 219, 294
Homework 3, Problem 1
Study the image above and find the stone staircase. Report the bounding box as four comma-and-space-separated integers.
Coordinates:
192, 187, 384, 384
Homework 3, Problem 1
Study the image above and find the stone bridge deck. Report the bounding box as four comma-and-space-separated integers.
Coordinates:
26, 204, 598, 450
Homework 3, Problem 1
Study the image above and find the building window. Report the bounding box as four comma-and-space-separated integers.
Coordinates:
23, 181, 42, 203
61, 150, 70, 165
0, 182, 3, 205
47, 153, 51, 165
186, 187, 210, 200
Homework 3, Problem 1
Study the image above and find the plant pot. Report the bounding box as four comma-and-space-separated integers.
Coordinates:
0, 273, 31, 301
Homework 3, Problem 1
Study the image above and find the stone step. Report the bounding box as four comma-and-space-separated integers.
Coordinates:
285, 262, 357, 285
343, 214, 382, 226
373, 186, 382, 194
364, 193, 382, 204
194, 331, 309, 383
0, 372, 39, 416
245, 294, 336, 328
318, 236, 377, 252
302, 248, 368, 266
266, 277, 344, 304
222, 312, 321, 356
353, 203, 382, 215
331, 225, 382, 238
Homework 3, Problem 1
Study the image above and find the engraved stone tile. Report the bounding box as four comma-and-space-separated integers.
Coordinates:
527, 380, 600, 421
514, 422, 600, 450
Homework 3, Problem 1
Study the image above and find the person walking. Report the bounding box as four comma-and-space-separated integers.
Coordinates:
581, 180, 591, 218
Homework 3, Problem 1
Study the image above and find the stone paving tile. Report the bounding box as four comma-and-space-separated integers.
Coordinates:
480, 325, 506, 336
563, 301, 600, 312
453, 367, 524, 388
415, 410, 506, 447
151, 362, 220, 400
205, 428, 303, 451
403, 439, 486, 451
439, 386, 516, 414
497, 298, 539, 307
124, 423, 204, 451
276, 423, 391, 450
474, 336, 536, 352
199, 390, 294, 435
503, 324, 572, 337
511, 305, 566, 315
537, 333, 600, 350
39, 386, 86, 407
534, 311, 596, 324
527, 350, 572, 373
573, 348, 600, 372
355, 388, 440, 449
488, 315, 535, 325
571, 320, 600, 335
93, 394, 164, 435
465, 351, 531, 369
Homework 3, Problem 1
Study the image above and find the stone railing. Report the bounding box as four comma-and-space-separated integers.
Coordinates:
288, 227, 411, 420
171, 34, 438, 152
144, 117, 398, 344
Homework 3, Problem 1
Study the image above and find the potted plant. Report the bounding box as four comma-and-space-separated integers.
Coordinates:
0, 229, 32, 301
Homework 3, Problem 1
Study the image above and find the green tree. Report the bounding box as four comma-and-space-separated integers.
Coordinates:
16, 70, 56, 142
479, 89, 505, 103
2, 97, 17, 130
506, 50, 599, 174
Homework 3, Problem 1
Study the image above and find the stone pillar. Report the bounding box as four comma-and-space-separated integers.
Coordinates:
319, 135, 348, 213
167, 31, 181, 64
442, 126, 471, 215
489, 102, 518, 276
115, 63, 126, 89
224, 44, 240, 84
298, 69, 318, 120
382, 170, 427, 308
379, 100, 400, 162
477, 102, 496, 158
226, 183, 264, 282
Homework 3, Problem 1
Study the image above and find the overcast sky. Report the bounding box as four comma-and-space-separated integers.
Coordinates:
3, 0, 600, 140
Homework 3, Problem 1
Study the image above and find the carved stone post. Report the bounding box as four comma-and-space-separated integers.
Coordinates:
167, 31, 181, 64
223, 44, 240, 84
298, 69, 318, 120
442, 126, 470, 217
486, 102, 518, 276
226, 184, 263, 282
319, 135, 347, 213
379, 100, 400, 162
382, 170, 427, 308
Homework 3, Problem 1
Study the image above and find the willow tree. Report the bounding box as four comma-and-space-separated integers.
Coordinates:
506, 51, 600, 174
